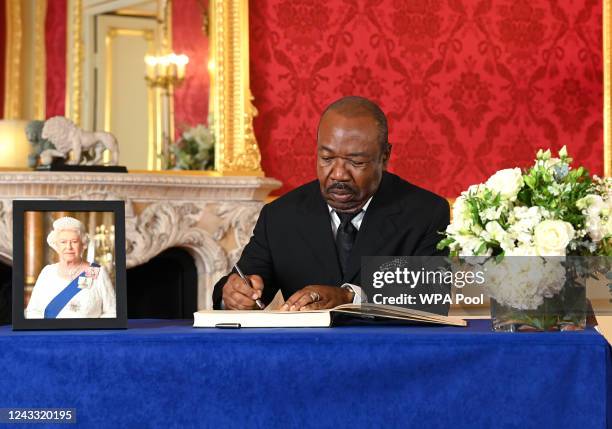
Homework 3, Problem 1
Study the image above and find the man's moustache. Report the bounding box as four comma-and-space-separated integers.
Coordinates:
327, 183, 356, 193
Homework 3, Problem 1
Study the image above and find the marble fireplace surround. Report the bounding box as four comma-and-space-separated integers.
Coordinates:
0, 172, 281, 310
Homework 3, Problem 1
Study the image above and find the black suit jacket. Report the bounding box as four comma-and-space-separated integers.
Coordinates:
212, 172, 450, 309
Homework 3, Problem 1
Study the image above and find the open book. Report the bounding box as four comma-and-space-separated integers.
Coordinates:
193, 303, 467, 328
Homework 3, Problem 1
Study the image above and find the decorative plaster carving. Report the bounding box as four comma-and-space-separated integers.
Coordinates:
0, 172, 281, 309
214, 202, 262, 265
127, 202, 223, 269
0, 172, 279, 201
126, 201, 231, 310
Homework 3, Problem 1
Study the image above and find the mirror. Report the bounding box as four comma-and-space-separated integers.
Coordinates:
2, 0, 262, 175
73, 0, 210, 170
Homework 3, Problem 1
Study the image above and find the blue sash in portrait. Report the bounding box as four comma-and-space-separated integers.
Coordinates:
44, 263, 99, 319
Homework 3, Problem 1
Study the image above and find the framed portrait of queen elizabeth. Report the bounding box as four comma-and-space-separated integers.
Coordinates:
12, 200, 127, 330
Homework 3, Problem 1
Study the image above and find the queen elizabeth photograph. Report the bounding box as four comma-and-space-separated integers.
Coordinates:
25, 216, 116, 319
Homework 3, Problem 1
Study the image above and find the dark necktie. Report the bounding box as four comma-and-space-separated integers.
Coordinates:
335, 211, 361, 276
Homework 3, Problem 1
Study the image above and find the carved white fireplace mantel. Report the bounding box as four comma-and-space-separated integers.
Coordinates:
0, 171, 282, 310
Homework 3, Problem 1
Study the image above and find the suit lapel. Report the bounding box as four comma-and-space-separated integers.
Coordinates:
343, 173, 401, 283
296, 185, 343, 282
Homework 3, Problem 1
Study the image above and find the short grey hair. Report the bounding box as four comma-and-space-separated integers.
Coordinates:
319, 95, 389, 152
46, 216, 89, 254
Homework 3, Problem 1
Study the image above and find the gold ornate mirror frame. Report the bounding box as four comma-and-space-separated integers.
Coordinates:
209, 0, 263, 176
63, 0, 263, 176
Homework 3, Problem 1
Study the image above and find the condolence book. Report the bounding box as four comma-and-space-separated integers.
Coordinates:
193, 303, 467, 328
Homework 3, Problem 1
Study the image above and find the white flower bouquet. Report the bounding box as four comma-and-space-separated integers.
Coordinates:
438, 147, 611, 331
173, 124, 215, 170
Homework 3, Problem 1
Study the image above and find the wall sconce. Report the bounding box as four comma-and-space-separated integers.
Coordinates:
144, 52, 189, 168
144, 53, 189, 88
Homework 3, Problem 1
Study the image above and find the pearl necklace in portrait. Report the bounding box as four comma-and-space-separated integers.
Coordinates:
59, 262, 86, 280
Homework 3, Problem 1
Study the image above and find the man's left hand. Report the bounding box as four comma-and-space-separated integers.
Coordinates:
280, 285, 354, 311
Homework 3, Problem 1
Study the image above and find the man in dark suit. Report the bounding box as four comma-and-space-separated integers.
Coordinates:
213, 96, 449, 310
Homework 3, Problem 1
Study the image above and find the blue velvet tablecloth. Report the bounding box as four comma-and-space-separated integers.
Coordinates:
0, 320, 610, 429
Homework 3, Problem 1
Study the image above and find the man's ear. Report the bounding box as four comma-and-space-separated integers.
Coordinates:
382, 144, 392, 169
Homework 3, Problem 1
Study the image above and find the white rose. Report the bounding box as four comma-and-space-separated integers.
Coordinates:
485, 168, 524, 201
533, 220, 574, 256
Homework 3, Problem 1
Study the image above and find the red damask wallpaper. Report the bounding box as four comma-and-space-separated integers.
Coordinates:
250, 0, 604, 197
45, 0, 67, 118
173, 0, 210, 138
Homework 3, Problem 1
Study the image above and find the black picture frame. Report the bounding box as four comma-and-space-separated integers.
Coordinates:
12, 200, 127, 330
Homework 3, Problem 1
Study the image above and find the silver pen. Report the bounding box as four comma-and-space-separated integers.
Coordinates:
234, 263, 265, 310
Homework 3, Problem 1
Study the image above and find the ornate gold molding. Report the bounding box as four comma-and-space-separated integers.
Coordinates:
33, 0, 47, 119
4, 0, 46, 120
605, 0, 612, 177
66, 0, 83, 126
4, 0, 22, 119
210, 0, 263, 175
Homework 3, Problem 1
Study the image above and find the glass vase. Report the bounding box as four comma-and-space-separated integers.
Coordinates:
490, 265, 587, 332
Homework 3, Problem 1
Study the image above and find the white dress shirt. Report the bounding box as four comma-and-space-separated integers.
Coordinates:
327, 197, 373, 304
327, 197, 372, 238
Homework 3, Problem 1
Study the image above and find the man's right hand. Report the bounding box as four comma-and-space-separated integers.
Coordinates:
222, 273, 264, 310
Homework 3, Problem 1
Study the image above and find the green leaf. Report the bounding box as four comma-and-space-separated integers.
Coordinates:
437, 237, 454, 250
476, 241, 488, 255
524, 175, 536, 189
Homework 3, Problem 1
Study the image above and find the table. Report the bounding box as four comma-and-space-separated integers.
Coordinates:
0, 320, 610, 428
